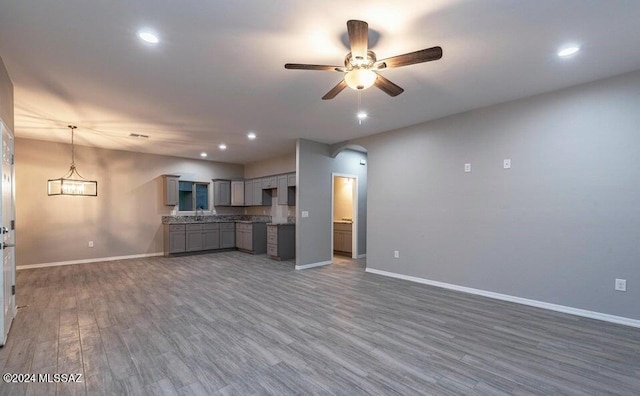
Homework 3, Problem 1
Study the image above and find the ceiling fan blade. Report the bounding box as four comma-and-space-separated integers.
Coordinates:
285, 63, 344, 72
377, 46, 443, 69
374, 73, 404, 97
322, 80, 348, 100
347, 20, 369, 61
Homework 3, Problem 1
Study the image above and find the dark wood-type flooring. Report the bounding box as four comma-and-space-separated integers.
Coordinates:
1, 252, 639, 395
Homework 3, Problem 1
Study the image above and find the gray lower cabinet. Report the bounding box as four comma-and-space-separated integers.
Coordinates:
220, 222, 235, 248
202, 223, 220, 250
164, 224, 186, 254
186, 224, 203, 252
333, 222, 353, 254
164, 222, 235, 256
267, 224, 295, 260
235, 222, 267, 254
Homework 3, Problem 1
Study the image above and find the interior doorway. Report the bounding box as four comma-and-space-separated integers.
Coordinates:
331, 173, 358, 259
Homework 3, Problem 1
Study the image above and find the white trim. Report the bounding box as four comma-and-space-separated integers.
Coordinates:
365, 267, 640, 329
357, 254, 367, 259
17, 252, 164, 270
295, 260, 332, 270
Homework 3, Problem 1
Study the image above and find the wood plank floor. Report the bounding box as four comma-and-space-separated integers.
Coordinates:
1, 252, 639, 395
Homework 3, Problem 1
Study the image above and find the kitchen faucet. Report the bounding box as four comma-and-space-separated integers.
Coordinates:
195, 206, 205, 221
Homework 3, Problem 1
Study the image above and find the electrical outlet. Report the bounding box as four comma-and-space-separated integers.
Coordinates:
394, 250, 400, 259
301, 211, 309, 218
503, 159, 511, 169
88, 241, 94, 248
464, 163, 471, 173
615, 279, 627, 292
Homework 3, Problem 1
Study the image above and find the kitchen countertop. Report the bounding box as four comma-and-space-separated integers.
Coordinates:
267, 222, 295, 226
333, 221, 353, 224
162, 215, 271, 224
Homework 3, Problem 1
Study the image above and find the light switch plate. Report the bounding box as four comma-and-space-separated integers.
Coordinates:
503, 159, 511, 169
615, 279, 627, 292
464, 163, 471, 173
301, 211, 309, 218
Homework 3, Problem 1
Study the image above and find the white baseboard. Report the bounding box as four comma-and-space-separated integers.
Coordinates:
365, 267, 640, 329
356, 254, 366, 259
17, 252, 164, 270
295, 260, 332, 270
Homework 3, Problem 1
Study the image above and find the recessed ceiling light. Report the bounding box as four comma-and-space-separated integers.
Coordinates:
247, 132, 257, 140
200, 152, 207, 158
558, 46, 580, 57
138, 30, 159, 44
357, 111, 368, 120
219, 144, 227, 150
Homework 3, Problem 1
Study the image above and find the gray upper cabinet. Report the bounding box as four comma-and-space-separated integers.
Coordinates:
287, 173, 296, 187
244, 180, 254, 206
213, 180, 231, 206
253, 181, 266, 205
277, 174, 296, 206
262, 176, 277, 189
231, 181, 244, 206
162, 175, 180, 206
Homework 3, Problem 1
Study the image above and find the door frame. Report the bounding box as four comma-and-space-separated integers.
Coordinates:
0, 120, 16, 346
331, 173, 358, 260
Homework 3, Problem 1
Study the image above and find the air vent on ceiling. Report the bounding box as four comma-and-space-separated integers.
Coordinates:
129, 133, 149, 139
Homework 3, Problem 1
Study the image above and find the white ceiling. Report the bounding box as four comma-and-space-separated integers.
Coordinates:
1, 1, 640, 164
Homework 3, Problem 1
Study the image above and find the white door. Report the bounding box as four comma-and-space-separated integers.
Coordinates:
0, 121, 16, 346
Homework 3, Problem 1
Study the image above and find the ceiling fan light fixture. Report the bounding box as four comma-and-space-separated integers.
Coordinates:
344, 68, 377, 90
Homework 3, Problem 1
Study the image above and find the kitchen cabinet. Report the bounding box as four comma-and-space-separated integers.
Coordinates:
162, 175, 180, 206
287, 173, 296, 187
267, 224, 295, 260
202, 223, 220, 250
164, 224, 186, 255
262, 176, 277, 189
220, 222, 235, 248
254, 182, 270, 205
231, 181, 244, 206
186, 224, 203, 252
213, 180, 231, 206
277, 175, 295, 206
235, 222, 267, 254
333, 222, 352, 254
244, 180, 254, 206
164, 222, 235, 256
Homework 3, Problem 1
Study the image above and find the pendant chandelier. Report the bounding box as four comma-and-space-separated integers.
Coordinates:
47, 125, 98, 196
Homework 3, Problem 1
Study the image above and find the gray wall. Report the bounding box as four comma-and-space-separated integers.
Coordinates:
0, 56, 13, 132
355, 70, 640, 320
16, 138, 243, 266
296, 139, 367, 266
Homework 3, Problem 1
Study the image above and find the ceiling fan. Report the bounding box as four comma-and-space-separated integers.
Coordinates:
285, 20, 442, 100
